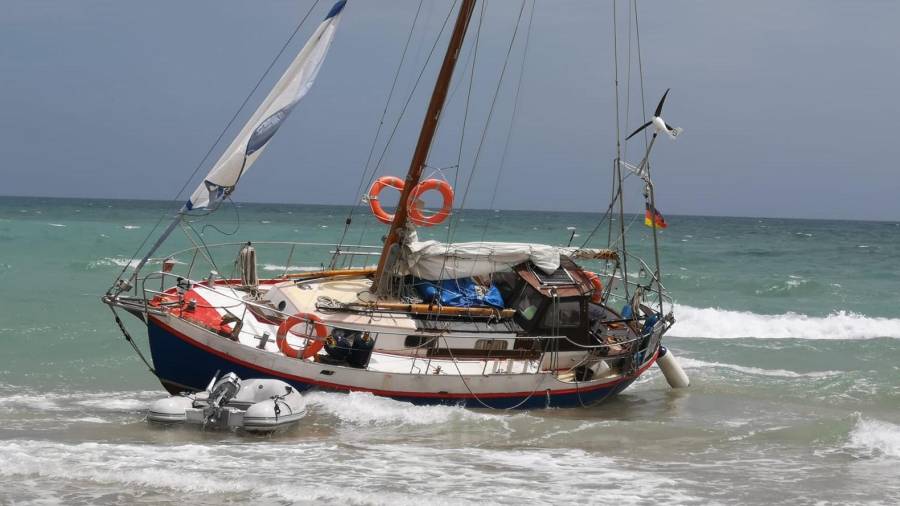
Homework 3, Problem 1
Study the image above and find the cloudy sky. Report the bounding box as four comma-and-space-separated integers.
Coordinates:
2, 0, 898, 220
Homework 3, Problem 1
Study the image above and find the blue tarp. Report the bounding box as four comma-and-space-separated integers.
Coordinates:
413, 277, 505, 309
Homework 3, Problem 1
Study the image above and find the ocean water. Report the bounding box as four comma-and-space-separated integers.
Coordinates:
1, 195, 898, 505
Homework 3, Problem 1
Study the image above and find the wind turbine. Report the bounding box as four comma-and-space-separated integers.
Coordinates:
620, 89, 683, 182
626, 89, 682, 141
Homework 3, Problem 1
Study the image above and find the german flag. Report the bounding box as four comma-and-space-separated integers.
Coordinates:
644, 202, 668, 229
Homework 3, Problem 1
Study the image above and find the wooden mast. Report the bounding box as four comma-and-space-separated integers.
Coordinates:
371, 0, 477, 294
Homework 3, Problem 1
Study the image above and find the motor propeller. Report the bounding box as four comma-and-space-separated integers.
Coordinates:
625, 89, 683, 141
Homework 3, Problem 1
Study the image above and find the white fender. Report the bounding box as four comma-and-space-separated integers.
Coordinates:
657, 346, 690, 388
148, 395, 193, 423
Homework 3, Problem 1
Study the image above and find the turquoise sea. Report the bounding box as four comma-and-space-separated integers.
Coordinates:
1, 195, 898, 504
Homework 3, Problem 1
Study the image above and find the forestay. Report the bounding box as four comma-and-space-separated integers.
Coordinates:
186, 1, 347, 211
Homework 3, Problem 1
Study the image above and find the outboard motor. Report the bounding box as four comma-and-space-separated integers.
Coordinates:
208, 372, 242, 409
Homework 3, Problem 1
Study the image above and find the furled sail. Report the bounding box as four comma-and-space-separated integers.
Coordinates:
186, 1, 346, 211
399, 232, 619, 280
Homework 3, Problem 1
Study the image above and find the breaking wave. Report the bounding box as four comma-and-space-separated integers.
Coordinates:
87, 257, 184, 270
0, 386, 158, 414
88, 257, 140, 269
677, 357, 840, 379
304, 391, 509, 427
670, 304, 900, 340
846, 417, 900, 459
0, 440, 697, 505
261, 264, 321, 272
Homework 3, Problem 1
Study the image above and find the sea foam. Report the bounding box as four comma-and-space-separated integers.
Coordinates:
846, 417, 900, 459
677, 357, 840, 379
304, 391, 508, 427
261, 264, 320, 272
670, 304, 900, 340
0, 439, 698, 505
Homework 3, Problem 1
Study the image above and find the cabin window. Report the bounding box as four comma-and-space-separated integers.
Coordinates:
515, 285, 543, 321
475, 339, 508, 351
404, 335, 436, 348
542, 300, 582, 328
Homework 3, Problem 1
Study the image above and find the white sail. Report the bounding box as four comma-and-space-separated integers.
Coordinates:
186, 1, 347, 210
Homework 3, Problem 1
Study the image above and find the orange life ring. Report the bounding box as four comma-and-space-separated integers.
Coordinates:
276, 312, 328, 359
585, 271, 604, 303
407, 179, 453, 227
367, 176, 406, 225
367, 176, 454, 227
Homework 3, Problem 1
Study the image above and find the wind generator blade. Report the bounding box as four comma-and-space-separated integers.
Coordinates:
625, 121, 653, 141
654, 88, 670, 117
185, 0, 347, 211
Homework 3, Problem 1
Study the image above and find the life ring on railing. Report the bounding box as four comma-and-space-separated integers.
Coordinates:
367, 176, 453, 227
585, 271, 604, 304
407, 178, 453, 227
276, 312, 328, 359
367, 176, 406, 225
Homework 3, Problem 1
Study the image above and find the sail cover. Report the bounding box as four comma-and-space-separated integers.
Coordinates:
186, 1, 346, 210
398, 229, 619, 280
400, 239, 564, 280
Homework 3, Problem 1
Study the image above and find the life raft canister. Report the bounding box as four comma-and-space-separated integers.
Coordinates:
585, 271, 604, 303
276, 312, 328, 359
367, 176, 453, 227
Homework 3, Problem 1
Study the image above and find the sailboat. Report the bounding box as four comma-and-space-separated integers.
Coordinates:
102, 0, 689, 409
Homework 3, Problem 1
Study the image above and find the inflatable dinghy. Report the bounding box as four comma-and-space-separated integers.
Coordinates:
148, 372, 307, 433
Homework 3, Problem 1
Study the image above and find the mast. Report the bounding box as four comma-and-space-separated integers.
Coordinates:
371, 0, 477, 294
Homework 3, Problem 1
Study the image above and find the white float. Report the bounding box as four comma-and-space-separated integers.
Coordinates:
657, 346, 690, 388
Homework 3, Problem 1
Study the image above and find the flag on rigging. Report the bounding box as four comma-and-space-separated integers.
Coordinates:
644, 202, 668, 229
185, 0, 347, 211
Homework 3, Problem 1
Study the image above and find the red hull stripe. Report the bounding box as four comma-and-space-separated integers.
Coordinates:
149, 315, 658, 400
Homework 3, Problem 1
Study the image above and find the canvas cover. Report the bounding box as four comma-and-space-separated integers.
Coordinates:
398, 230, 617, 280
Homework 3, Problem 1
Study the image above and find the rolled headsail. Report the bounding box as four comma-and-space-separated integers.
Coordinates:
186, 1, 347, 211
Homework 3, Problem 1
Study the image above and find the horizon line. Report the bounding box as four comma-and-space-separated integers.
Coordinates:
0, 193, 896, 225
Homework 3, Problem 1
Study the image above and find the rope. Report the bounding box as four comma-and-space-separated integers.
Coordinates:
108, 306, 158, 377
441, 335, 545, 410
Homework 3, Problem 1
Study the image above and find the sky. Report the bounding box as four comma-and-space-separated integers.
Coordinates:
1, 0, 899, 221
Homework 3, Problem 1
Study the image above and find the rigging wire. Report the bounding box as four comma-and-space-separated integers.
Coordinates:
631, 0, 665, 316
110, 0, 323, 287
454, 0, 487, 194
424, 0, 525, 291
443, 0, 528, 250
479, 0, 535, 243
611, 0, 630, 299
347, 0, 460, 253
333, 0, 425, 260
